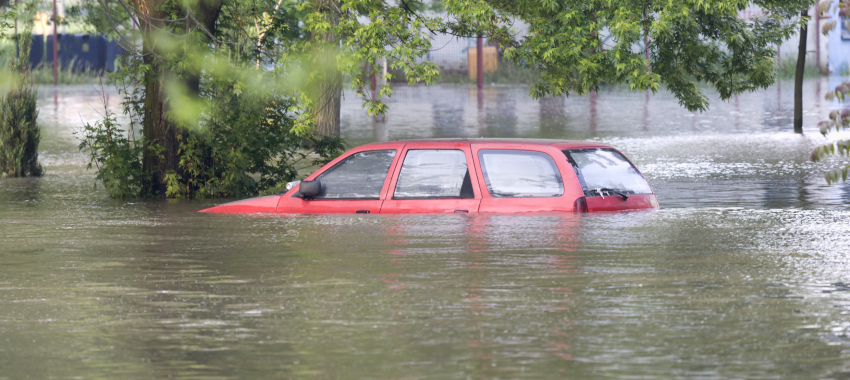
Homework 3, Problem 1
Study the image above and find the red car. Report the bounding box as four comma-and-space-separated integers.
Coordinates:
199, 139, 659, 214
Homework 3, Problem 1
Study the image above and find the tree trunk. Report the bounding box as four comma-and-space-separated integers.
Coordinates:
794, 9, 807, 135
185, 0, 222, 96
312, 0, 342, 138
140, 32, 181, 196
136, 0, 223, 196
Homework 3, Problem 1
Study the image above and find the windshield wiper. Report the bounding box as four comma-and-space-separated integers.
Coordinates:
594, 188, 628, 201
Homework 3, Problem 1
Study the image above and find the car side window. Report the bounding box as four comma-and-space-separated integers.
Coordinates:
312, 150, 396, 200
478, 150, 564, 198
393, 149, 474, 199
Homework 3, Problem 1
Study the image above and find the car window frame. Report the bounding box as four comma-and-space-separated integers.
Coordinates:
475, 148, 566, 199
385, 143, 482, 201
290, 147, 403, 201
390, 149, 476, 200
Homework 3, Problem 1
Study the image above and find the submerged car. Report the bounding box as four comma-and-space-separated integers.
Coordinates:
199, 139, 659, 214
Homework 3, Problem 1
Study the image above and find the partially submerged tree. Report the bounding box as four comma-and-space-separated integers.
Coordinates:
80, 0, 445, 197
78, 0, 346, 198
794, 8, 810, 134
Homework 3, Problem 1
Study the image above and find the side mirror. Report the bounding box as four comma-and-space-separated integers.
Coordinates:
298, 180, 321, 199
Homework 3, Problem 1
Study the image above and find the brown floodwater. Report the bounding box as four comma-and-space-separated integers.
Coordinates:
1, 80, 849, 379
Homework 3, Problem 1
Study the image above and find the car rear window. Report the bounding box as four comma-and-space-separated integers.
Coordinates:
393, 150, 474, 199
478, 150, 564, 198
564, 148, 652, 196
312, 150, 396, 199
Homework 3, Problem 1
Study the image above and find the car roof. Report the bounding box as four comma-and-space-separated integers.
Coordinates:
354, 138, 614, 150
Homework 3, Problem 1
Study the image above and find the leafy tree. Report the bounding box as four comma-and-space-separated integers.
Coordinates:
80, 0, 444, 197
441, 0, 813, 112
287, 0, 446, 135
78, 0, 344, 198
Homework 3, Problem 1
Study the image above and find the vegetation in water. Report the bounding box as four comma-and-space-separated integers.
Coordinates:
71, 0, 346, 198
77, 57, 345, 199
0, 2, 42, 178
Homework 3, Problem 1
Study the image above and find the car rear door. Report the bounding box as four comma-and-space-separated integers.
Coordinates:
379, 142, 482, 214
471, 143, 584, 213
276, 145, 403, 214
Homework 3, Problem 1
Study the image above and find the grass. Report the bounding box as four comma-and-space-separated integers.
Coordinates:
438, 60, 540, 85
776, 54, 824, 79
0, 43, 106, 85
28, 63, 105, 85
384, 58, 540, 85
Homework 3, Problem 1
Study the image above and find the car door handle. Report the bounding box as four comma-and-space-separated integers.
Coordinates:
355, 210, 370, 214
454, 210, 468, 213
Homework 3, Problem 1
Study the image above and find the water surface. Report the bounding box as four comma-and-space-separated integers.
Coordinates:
1, 80, 849, 379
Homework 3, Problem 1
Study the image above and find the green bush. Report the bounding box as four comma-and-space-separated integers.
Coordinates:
0, 84, 43, 178
161, 77, 346, 199
0, 19, 42, 178
77, 105, 146, 198
78, 57, 345, 199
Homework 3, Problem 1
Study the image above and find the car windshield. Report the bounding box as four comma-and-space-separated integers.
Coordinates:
564, 148, 652, 196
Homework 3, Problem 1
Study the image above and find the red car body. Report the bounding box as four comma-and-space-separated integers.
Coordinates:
199, 139, 659, 214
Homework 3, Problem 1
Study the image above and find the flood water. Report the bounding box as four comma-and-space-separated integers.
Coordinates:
1, 80, 850, 378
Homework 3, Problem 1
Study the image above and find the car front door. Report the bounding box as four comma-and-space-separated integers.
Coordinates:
277, 147, 402, 214
379, 143, 482, 214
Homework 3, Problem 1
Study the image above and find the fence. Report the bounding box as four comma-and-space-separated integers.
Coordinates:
29, 34, 125, 73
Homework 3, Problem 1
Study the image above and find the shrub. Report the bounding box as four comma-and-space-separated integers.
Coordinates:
78, 64, 345, 199
0, 84, 42, 178
1, 4, 42, 178
77, 102, 146, 198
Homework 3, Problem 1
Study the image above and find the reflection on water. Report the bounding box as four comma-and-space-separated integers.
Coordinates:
1, 81, 849, 378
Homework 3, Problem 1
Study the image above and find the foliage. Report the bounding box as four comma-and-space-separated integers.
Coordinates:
287, 0, 815, 115
0, 3, 15, 34
285, 0, 448, 133
75, 0, 820, 196
74, 0, 345, 198
77, 99, 147, 198
0, 84, 42, 178
812, 83, 850, 184
440, 0, 814, 112
163, 60, 346, 199
811, 0, 850, 184
0, 2, 42, 178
